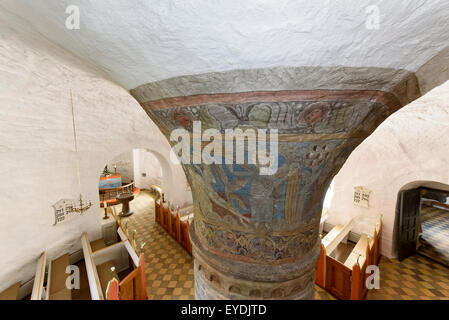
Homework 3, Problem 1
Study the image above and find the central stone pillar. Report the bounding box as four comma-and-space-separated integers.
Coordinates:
131, 67, 420, 299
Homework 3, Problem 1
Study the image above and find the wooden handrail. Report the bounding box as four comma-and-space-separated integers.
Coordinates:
31, 252, 47, 300
81, 233, 103, 300
322, 218, 354, 254
99, 182, 135, 202
344, 233, 368, 268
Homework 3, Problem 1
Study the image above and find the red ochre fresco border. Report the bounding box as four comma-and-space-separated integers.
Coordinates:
140, 89, 403, 112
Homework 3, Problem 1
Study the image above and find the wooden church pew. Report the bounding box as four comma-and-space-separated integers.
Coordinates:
167, 205, 193, 241
344, 233, 369, 269
179, 211, 193, 254
0, 282, 21, 300
350, 242, 370, 300
155, 198, 194, 255
349, 220, 383, 301
183, 220, 192, 254
31, 251, 73, 300
82, 232, 123, 300
81, 233, 104, 300
322, 218, 354, 254
315, 218, 354, 289
31, 252, 47, 300
90, 238, 107, 252
46, 253, 72, 300
370, 218, 383, 266
167, 205, 174, 237
108, 227, 146, 300
28, 226, 144, 301
160, 202, 169, 229
316, 216, 383, 300
155, 200, 160, 222
82, 229, 146, 300
95, 254, 122, 298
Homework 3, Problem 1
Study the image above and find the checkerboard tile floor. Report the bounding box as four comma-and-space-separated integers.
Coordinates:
116, 191, 449, 300
418, 205, 449, 267
365, 255, 449, 300
315, 255, 449, 300
114, 191, 195, 300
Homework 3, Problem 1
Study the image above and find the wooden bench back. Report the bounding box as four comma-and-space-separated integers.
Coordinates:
31, 252, 47, 300
316, 215, 382, 300
106, 254, 146, 300
46, 253, 71, 300
0, 282, 20, 300
322, 218, 354, 254
81, 233, 104, 300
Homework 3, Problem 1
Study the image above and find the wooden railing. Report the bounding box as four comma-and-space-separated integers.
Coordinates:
81, 208, 147, 301
155, 201, 193, 254
30, 252, 47, 300
110, 206, 146, 257
82, 229, 147, 301
99, 182, 135, 202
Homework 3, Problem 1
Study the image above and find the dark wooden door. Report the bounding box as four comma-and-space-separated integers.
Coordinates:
397, 189, 421, 261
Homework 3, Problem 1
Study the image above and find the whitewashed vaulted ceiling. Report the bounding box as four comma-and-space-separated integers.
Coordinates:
1, 0, 448, 90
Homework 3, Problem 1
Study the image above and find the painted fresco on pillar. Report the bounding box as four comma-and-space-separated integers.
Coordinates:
141, 97, 389, 262
149, 100, 388, 135
183, 138, 360, 227
146, 99, 387, 227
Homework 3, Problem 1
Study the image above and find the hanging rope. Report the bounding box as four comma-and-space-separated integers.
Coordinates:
70, 90, 82, 197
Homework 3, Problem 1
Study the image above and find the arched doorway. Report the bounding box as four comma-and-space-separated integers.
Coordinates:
97, 148, 195, 299
132, 149, 166, 200
98, 149, 165, 243
395, 181, 449, 266
98, 148, 181, 212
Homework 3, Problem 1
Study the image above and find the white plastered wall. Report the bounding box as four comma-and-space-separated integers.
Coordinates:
106, 151, 134, 183
327, 80, 449, 258
0, 10, 191, 291
133, 149, 163, 189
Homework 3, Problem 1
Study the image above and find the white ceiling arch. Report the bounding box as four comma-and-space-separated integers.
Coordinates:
1, 0, 449, 90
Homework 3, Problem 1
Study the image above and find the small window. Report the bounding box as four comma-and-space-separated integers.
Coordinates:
354, 186, 371, 208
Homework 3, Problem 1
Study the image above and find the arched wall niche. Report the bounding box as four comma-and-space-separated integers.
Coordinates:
99, 148, 192, 211
144, 149, 172, 195
399, 180, 449, 193
96, 147, 191, 208
133, 148, 187, 204
147, 148, 191, 205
